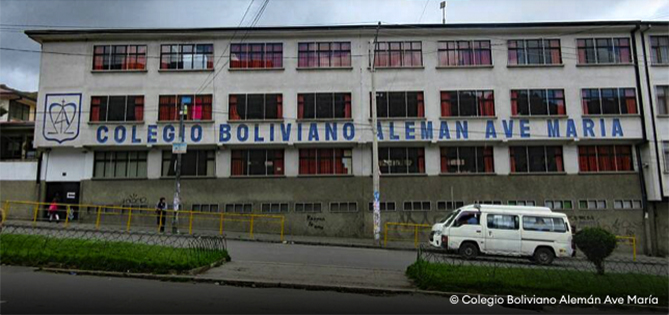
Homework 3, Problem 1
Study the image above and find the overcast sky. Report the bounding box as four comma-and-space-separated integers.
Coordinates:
1, 0, 667, 91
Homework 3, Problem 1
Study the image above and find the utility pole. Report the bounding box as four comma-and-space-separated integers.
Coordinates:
440, 1, 447, 24
370, 22, 381, 245
172, 96, 189, 234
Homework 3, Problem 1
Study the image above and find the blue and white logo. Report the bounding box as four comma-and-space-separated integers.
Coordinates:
43, 93, 82, 143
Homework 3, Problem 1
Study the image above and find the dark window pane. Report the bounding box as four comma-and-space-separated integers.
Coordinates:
316, 93, 333, 118
107, 96, 126, 121
247, 95, 264, 119
528, 146, 547, 172
388, 92, 406, 117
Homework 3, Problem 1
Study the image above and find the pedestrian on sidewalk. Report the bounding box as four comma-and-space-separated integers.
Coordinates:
48, 195, 60, 223
155, 197, 167, 233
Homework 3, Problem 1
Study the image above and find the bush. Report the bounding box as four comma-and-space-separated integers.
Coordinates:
574, 227, 617, 275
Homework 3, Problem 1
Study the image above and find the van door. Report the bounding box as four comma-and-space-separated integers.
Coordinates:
485, 213, 521, 255
448, 211, 484, 251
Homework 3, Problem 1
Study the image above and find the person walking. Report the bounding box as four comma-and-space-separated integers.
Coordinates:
155, 197, 167, 233
48, 195, 60, 223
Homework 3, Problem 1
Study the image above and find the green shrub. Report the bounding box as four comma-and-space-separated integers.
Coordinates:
573, 227, 617, 275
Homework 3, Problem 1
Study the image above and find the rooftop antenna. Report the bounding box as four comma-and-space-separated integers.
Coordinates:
440, 1, 447, 24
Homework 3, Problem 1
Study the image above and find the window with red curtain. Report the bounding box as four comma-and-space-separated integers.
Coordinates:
318, 149, 333, 174
90, 97, 102, 122
615, 145, 633, 171
579, 145, 633, 172
133, 96, 144, 121
553, 147, 564, 172
440, 147, 494, 174
272, 150, 284, 175
578, 147, 594, 172
509, 147, 517, 172
299, 149, 316, 174
229, 95, 240, 120
622, 88, 637, 114
483, 147, 494, 173
417, 148, 425, 173
440, 92, 453, 117
231, 150, 246, 176
416, 92, 425, 117
374, 41, 422, 68
598, 146, 614, 171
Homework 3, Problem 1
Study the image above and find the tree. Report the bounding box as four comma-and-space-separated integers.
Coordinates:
573, 227, 617, 275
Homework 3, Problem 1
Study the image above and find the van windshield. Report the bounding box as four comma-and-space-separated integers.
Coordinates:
441, 209, 460, 226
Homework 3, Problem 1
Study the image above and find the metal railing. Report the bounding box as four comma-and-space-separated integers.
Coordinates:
384, 222, 432, 248
616, 235, 637, 261
2, 200, 284, 241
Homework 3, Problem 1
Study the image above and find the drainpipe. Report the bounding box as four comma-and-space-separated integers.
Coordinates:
640, 24, 662, 256
35, 150, 42, 202
630, 23, 651, 256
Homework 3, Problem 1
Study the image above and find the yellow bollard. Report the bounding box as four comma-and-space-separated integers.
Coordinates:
189, 210, 194, 235
250, 216, 254, 239
64, 205, 71, 228
95, 206, 102, 230
384, 223, 388, 247
126, 208, 132, 232
219, 213, 224, 235
414, 225, 419, 248
280, 216, 284, 241
157, 211, 163, 233
32, 203, 40, 223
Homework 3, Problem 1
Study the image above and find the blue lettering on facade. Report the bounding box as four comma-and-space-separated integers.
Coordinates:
269, 124, 275, 142
343, 122, 355, 140
114, 126, 126, 143
96, 126, 108, 143
191, 125, 202, 142
612, 118, 624, 137
308, 123, 319, 141
600, 118, 606, 137
389, 122, 400, 140
219, 124, 231, 142
583, 119, 595, 137
376, 122, 384, 140
485, 120, 497, 139
297, 123, 303, 141
547, 119, 560, 138
325, 122, 337, 141
519, 119, 530, 138
131, 125, 141, 143
456, 121, 468, 139
502, 120, 514, 138
439, 121, 450, 139
281, 123, 292, 142
254, 124, 264, 142
420, 121, 433, 140
163, 125, 175, 142
405, 121, 415, 140
566, 119, 577, 137
237, 124, 249, 142
147, 125, 157, 143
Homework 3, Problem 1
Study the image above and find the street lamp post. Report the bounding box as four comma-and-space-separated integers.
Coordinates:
371, 22, 381, 245
172, 97, 189, 234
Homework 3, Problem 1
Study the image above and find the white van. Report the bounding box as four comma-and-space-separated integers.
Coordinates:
429, 204, 575, 265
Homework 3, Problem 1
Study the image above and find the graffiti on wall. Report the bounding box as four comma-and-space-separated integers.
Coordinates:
568, 215, 642, 237
307, 215, 325, 230
121, 193, 148, 207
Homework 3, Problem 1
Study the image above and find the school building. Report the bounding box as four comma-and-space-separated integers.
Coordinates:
1, 20, 668, 254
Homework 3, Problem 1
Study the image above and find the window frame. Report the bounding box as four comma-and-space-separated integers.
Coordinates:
90, 95, 144, 122
231, 149, 285, 177
159, 44, 214, 70
577, 37, 632, 64
581, 88, 637, 115
229, 93, 283, 120
656, 85, 669, 115
298, 92, 352, 119
373, 41, 423, 68
298, 148, 353, 175
507, 39, 562, 65
373, 91, 425, 118
440, 90, 495, 117
161, 149, 215, 177
93, 151, 148, 179
378, 147, 426, 175
368, 202, 396, 211
230, 43, 283, 69
509, 146, 564, 173
158, 94, 213, 121
440, 146, 494, 174
329, 202, 358, 213
437, 40, 492, 67
93, 45, 147, 71
298, 41, 352, 68
650, 36, 669, 65
510, 89, 566, 116
578, 145, 634, 173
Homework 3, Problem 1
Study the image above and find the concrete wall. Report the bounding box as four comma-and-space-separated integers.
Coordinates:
653, 201, 669, 256
0, 180, 39, 218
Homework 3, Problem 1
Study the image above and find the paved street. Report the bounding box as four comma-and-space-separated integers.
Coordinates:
1, 266, 657, 314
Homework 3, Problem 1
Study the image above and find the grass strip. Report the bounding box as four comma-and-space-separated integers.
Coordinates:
406, 260, 668, 305
0, 234, 230, 274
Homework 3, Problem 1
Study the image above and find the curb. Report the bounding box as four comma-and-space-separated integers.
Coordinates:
225, 235, 420, 253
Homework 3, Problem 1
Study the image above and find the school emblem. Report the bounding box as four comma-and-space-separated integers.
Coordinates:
43, 93, 82, 143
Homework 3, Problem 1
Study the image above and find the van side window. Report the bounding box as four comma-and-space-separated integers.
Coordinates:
486, 214, 519, 230
454, 212, 480, 226
523, 216, 567, 232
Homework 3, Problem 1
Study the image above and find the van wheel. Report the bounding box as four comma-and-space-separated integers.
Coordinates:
458, 242, 479, 260
534, 248, 554, 265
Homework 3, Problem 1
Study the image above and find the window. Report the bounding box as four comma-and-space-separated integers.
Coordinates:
657, 86, 669, 115
378, 147, 425, 174
582, 88, 638, 115
160, 44, 213, 70
403, 201, 431, 211
93, 45, 147, 70
295, 203, 321, 213
577, 38, 631, 64
8, 101, 30, 121
440, 147, 494, 173
438, 40, 492, 66
192, 204, 219, 212
487, 214, 519, 230
578, 145, 633, 172
262, 203, 289, 213
229, 94, 282, 120
225, 203, 252, 213
373, 41, 422, 67
94, 151, 148, 179
544, 200, 573, 210
161, 150, 215, 177
230, 43, 283, 69
651, 36, 669, 65
374, 91, 424, 118
511, 89, 566, 116
90, 96, 144, 122
440, 90, 495, 117
298, 93, 351, 119
508, 200, 536, 206
508, 39, 561, 65
299, 148, 352, 175
579, 200, 607, 209
437, 201, 465, 211
510, 146, 564, 173
298, 42, 351, 68
474, 200, 502, 205
664, 142, 669, 172
368, 202, 396, 211
330, 202, 358, 213
613, 200, 642, 209
523, 216, 567, 232
231, 149, 284, 176
158, 95, 212, 121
